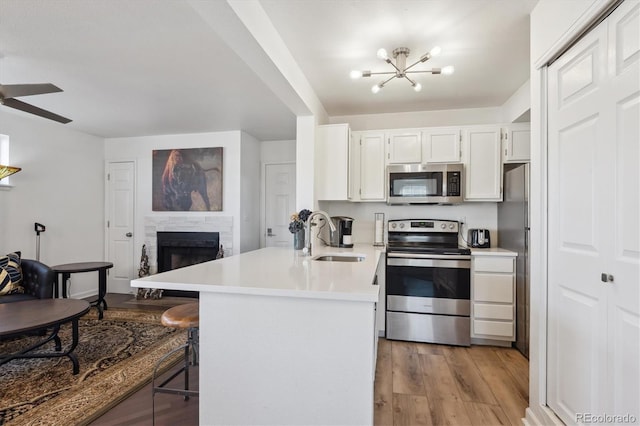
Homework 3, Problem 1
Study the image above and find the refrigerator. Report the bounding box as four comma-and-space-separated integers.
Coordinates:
498, 163, 530, 358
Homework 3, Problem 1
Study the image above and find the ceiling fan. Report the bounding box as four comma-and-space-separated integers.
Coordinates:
0, 83, 72, 123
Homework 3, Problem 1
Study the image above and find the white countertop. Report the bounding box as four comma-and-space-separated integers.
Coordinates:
131, 244, 383, 303
469, 247, 518, 256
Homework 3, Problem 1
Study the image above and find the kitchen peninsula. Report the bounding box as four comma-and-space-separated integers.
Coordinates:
131, 244, 384, 425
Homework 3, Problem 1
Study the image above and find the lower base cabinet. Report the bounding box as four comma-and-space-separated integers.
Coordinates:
471, 253, 516, 343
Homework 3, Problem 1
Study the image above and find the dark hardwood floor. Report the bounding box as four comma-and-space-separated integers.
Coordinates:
89, 293, 199, 426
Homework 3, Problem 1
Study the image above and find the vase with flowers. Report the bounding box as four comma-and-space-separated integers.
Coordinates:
289, 209, 311, 250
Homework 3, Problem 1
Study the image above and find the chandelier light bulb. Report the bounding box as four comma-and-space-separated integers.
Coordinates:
413, 82, 422, 92
350, 70, 363, 79
442, 65, 455, 75
429, 46, 442, 57
371, 84, 381, 94
376, 48, 388, 60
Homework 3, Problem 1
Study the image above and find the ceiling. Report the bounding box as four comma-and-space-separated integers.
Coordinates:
0, 0, 537, 140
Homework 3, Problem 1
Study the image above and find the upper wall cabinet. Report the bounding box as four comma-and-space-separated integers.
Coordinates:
463, 126, 503, 202
502, 123, 531, 163
316, 123, 350, 201
350, 131, 386, 202
386, 130, 422, 164
422, 127, 463, 163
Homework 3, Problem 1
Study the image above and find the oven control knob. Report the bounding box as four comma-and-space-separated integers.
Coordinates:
399, 223, 405, 229
449, 224, 455, 229
391, 223, 397, 229
441, 223, 446, 229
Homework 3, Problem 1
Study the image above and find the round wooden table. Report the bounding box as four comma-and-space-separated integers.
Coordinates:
0, 299, 91, 374
51, 262, 113, 319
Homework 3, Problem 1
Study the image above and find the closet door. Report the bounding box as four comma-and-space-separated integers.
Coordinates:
548, 1, 639, 424
547, 23, 609, 424
605, 1, 639, 419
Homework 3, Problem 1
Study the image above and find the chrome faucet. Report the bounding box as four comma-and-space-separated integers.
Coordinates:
302, 210, 336, 256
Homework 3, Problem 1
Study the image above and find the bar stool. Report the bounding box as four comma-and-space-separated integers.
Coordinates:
152, 302, 199, 424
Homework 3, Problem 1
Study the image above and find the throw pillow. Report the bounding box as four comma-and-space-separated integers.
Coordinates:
0, 252, 24, 295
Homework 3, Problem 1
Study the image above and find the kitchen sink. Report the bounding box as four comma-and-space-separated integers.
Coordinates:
312, 255, 365, 262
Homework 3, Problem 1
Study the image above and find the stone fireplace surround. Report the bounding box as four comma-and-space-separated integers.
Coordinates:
144, 215, 233, 275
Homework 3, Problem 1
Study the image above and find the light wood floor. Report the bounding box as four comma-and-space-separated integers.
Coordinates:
91, 294, 529, 425
374, 338, 529, 426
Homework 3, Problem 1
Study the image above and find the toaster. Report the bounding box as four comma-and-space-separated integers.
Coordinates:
468, 229, 491, 248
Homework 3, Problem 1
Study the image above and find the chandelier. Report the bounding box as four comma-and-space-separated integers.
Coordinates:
350, 46, 454, 93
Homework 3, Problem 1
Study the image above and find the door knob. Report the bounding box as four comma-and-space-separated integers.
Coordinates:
266, 228, 276, 237
126, 232, 133, 237
601, 273, 614, 283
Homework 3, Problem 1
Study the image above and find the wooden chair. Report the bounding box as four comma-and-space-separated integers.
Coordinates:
151, 302, 199, 424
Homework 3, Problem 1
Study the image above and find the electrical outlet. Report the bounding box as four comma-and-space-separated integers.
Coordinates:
459, 216, 466, 225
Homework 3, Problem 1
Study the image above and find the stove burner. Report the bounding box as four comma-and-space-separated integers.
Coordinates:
387, 219, 469, 256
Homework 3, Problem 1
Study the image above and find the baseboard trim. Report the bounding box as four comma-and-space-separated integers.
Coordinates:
471, 337, 512, 347
524, 406, 564, 426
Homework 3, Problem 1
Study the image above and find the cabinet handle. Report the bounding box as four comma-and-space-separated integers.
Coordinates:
601, 273, 614, 283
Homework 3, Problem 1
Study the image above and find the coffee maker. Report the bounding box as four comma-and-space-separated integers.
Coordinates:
329, 216, 354, 248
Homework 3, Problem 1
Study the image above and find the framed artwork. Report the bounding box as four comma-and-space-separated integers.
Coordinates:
152, 147, 223, 211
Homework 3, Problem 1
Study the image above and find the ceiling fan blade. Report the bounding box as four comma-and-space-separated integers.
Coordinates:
2, 98, 72, 124
0, 83, 63, 98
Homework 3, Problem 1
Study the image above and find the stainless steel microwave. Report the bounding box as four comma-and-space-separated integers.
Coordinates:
387, 163, 464, 204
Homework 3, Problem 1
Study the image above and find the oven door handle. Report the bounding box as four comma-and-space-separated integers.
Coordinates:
387, 252, 471, 261
387, 257, 471, 269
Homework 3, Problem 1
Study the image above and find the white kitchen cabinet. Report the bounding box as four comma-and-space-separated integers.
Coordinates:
349, 131, 385, 202
422, 127, 462, 163
386, 130, 422, 164
502, 123, 530, 163
471, 253, 516, 344
316, 123, 350, 200
463, 125, 503, 201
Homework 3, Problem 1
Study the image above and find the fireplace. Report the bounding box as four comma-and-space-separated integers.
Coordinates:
157, 231, 219, 297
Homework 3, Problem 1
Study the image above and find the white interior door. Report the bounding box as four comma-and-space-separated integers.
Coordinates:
264, 163, 296, 248
107, 161, 135, 293
547, 1, 640, 423
605, 1, 639, 419
548, 21, 609, 424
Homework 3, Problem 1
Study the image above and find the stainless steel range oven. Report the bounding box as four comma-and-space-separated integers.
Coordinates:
386, 219, 471, 346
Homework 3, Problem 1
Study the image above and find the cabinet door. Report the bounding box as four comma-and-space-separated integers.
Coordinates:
422, 127, 462, 163
386, 131, 421, 164
463, 126, 502, 201
349, 131, 362, 201
359, 132, 386, 201
503, 124, 531, 163
471, 255, 516, 342
316, 124, 349, 200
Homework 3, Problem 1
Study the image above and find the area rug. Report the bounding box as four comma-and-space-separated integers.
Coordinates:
0, 308, 184, 426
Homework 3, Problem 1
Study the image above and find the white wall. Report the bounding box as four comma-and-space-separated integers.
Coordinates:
501, 80, 531, 123
240, 132, 261, 252
530, 0, 609, 65
0, 111, 104, 297
104, 131, 244, 265
329, 106, 503, 130
260, 139, 296, 163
